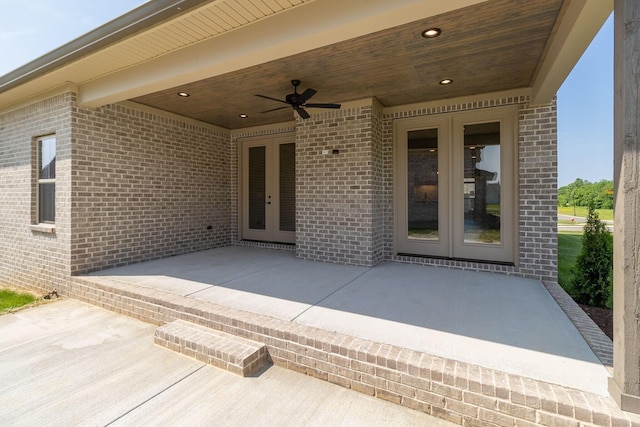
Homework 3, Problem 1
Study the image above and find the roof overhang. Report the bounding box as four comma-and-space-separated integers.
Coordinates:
0, 0, 613, 123
531, 0, 612, 105
78, 0, 489, 108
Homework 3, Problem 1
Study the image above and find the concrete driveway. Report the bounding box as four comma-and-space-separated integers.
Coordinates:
0, 299, 454, 427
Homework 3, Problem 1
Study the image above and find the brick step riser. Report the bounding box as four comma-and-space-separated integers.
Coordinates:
154, 320, 267, 377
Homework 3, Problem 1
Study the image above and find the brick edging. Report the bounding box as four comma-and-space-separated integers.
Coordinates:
543, 281, 613, 369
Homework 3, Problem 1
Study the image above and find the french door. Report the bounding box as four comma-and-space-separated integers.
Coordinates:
394, 106, 517, 263
241, 134, 295, 244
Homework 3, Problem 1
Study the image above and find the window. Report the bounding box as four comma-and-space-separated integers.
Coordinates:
38, 136, 56, 224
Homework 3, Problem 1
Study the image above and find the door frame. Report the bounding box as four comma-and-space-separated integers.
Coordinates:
393, 105, 519, 263
238, 133, 296, 244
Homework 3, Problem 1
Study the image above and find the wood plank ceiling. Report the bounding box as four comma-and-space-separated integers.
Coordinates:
131, 0, 564, 129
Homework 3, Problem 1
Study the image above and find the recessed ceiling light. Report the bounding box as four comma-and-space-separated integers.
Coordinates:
239, 114, 248, 118
177, 92, 190, 97
422, 28, 441, 38
439, 79, 453, 85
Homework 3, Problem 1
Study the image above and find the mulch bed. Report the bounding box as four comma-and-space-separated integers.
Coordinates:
579, 303, 613, 340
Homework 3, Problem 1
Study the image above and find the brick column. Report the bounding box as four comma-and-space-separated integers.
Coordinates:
295, 99, 383, 266
609, 0, 640, 413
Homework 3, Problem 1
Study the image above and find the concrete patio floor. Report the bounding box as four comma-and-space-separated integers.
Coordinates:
85, 246, 610, 396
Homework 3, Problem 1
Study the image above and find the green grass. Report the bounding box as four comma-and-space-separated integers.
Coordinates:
557, 231, 583, 295
0, 289, 37, 312
558, 206, 614, 221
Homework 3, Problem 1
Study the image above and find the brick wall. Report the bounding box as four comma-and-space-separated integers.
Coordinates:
0, 92, 73, 293
517, 100, 558, 280
371, 99, 389, 265
295, 103, 378, 266
70, 102, 233, 274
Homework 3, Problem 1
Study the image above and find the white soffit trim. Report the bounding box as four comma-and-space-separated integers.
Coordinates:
531, 0, 612, 106
78, 0, 488, 108
0, 83, 78, 116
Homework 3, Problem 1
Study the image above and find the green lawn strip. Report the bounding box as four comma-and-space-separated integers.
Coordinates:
557, 231, 584, 295
0, 289, 38, 312
558, 206, 614, 221
558, 220, 582, 226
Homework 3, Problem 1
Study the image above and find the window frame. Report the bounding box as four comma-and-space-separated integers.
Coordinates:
36, 135, 56, 225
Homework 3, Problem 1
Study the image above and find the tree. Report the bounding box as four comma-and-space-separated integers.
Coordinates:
558, 178, 614, 209
570, 202, 613, 307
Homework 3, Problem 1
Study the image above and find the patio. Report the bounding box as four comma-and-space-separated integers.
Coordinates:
79, 245, 609, 395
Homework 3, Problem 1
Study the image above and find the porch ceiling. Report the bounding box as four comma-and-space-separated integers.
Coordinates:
132, 0, 563, 129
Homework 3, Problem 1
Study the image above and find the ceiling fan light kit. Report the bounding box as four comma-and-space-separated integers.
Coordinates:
255, 79, 341, 119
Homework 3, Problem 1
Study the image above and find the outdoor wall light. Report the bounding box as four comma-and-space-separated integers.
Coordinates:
239, 114, 248, 118
177, 92, 190, 97
422, 28, 441, 38
439, 79, 453, 85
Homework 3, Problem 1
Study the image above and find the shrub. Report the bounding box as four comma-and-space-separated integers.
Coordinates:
570, 202, 613, 307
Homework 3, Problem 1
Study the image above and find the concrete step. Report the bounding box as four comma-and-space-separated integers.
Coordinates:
154, 320, 267, 376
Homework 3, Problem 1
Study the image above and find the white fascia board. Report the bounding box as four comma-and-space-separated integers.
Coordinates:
78, 0, 488, 108
531, 0, 612, 106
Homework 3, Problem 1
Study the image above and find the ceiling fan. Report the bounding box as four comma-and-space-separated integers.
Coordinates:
255, 79, 341, 119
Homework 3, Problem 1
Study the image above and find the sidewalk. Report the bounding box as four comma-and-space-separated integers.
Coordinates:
0, 299, 454, 426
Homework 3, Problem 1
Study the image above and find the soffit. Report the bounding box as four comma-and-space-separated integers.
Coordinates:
131, 0, 564, 129
0, 0, 313, 109
75, 0, 313, 80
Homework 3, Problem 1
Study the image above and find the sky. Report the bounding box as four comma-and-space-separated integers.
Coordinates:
0, 1, 613, 188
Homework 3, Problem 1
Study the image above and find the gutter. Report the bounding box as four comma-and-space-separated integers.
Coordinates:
0, 0, 211, 94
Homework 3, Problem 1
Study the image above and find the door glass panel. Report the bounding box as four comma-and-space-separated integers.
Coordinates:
407, 128, 439, 240
463, 122, 501, 244
279, 143, 295, 232
248, 146, 266, 230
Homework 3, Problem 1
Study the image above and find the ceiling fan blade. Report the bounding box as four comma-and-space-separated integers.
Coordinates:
304, 103, 341, 109
294, 106, 310, 119
260, 106, 290, 113
255, 94, 289, 104
298, 88, 317, 103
